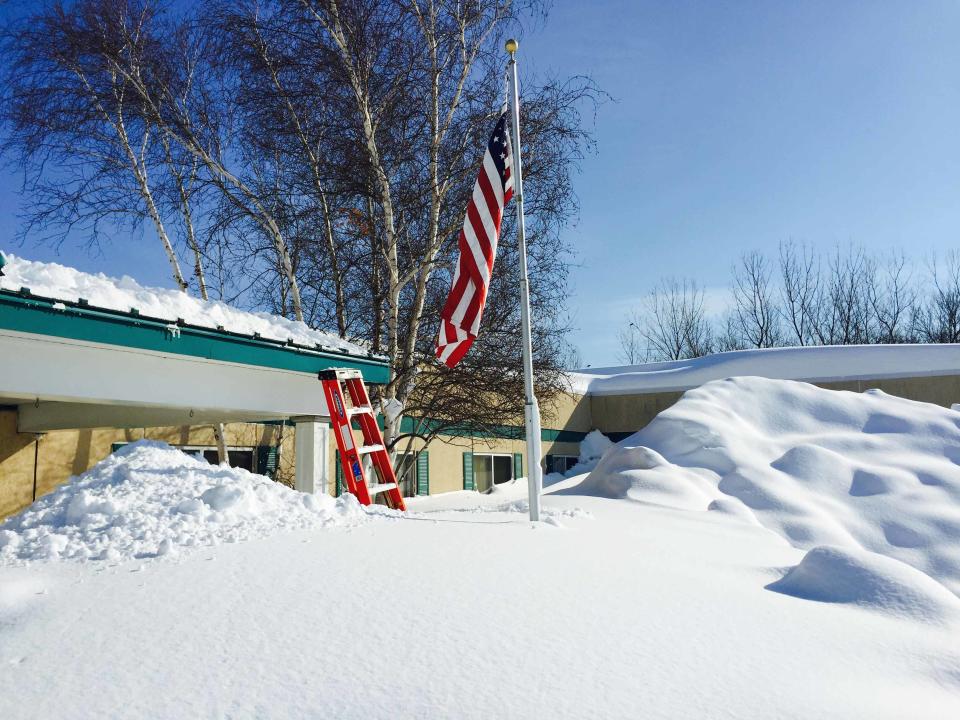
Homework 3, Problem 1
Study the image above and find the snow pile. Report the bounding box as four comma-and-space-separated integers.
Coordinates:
569, 344, 960, 395
578, 429, 614, 464
0, 441, 378, 563
542, 430, 614, 487
582, 376, 960, 599
768, 545, 960, 623
0, 253, 366, 354
3, 446, 960, 716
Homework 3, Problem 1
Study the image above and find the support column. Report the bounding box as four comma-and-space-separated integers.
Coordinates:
291, 416, 331, 495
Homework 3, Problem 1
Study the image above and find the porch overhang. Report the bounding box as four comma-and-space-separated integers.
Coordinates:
0, 289, 389, 433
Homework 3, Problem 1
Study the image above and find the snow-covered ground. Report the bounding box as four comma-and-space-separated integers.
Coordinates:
2, 379, 960, 718
0, 252, 366, 354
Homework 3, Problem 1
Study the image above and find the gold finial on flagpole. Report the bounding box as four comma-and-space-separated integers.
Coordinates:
505, 38, 518, 56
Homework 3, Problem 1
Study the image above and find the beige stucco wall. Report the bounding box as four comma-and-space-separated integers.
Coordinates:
0, 414, 287, 520
0, 407, 582, 519
586, 374, 960, 438
837, 375, 960, 406
7, 371, 959, 521
588, 391, 685, 438
543, 390, 593, 434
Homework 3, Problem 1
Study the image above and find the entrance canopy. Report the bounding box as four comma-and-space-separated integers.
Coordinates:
0, 285, 387, 433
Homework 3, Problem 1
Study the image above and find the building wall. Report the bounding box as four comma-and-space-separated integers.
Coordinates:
586, 374, 960, 439
589, 391, 685, 440
0, 414, 287, 520
544, 390, 593, 435
0, 405, 583, 519
6, 371, 959, 521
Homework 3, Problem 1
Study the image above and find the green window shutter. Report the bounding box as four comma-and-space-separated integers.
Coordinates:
416, 451, 430, 495
257, 446, 278, 479
335, 450, 344, 497
513, 452, 523, 480
462, 452, 474, 491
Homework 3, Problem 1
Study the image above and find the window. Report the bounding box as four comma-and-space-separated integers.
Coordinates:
549, 455, 579, 474
391, 452, 430, 497
181, 446, 255, 473
472, 453, 514, 493
395, 453, 417, 497
112, 442, 255, 473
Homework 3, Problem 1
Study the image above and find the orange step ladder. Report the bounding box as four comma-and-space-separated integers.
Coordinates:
319, 368, 406, 511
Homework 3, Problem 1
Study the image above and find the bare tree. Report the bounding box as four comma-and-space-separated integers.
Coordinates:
867, 251, 916, 344
2, 0, 598, 468
731, 250, 781, 348
217, 0, 598, 454
633, 278, 713, 361
2, 0, 230, 461
807, 245, 873, 345
38, 1, 310, 320
714, 310, 748, 353
778, 240, 820, 346
617, 317, 646, 365
290, 0, 525, 448
918, 251, 960, 343
619, 244, 957, 366
1, 0, 188, 290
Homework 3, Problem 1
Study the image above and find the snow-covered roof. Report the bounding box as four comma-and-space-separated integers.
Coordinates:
569, 344, 960, 396
0, 252, 369, 356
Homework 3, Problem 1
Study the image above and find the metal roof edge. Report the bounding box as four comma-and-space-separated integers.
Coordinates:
0, 289, 390, 383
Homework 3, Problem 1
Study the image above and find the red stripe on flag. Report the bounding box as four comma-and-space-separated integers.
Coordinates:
436, 112, 513, 367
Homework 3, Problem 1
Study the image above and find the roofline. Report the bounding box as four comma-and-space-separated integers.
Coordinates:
568, 343, 960, 396
0, 288, 390, 384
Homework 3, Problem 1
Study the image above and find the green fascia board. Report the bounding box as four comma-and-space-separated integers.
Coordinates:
1, 291, 586, 442
0, 289, 389, 384
273, 414, 584, 442
381, 413, 587, 443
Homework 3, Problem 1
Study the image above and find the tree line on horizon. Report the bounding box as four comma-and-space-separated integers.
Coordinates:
619, 242, 960, 364
0, 0, 600, 458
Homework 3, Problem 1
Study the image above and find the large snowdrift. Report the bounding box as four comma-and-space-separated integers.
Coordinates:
581, 377, 960, 600
0, 253, 366, 354
0, 441, 380, 563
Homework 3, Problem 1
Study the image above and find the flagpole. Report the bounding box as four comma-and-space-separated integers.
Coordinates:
505, 39, 542, 522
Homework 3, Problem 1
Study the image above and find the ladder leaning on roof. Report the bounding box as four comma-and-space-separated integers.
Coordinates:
319, 368, 406, 511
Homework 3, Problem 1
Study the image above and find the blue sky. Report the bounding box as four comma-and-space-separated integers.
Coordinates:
523, 0, 960, 365
3, 1, 960, 366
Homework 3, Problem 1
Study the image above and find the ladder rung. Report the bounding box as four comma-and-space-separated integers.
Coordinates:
357, 444, 385, 455
347, 405, 374, 417
368, 482, 398, 496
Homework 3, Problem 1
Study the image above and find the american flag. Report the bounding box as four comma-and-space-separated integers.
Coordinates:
435, 112, 514, 367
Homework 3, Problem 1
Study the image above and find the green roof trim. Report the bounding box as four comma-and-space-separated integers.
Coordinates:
384, 413, 587, 443
0, 289, 389, 383
256, 415, 586, 442
2, 289, 587, 443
